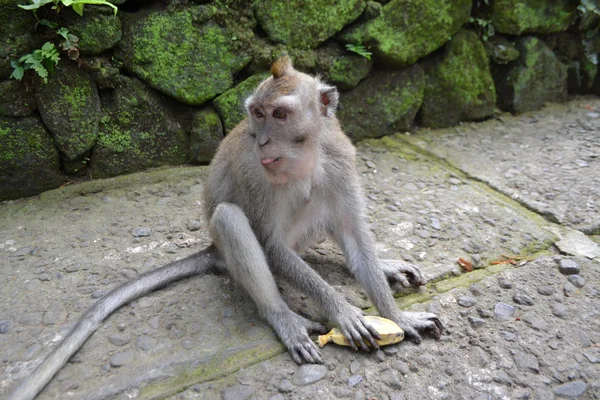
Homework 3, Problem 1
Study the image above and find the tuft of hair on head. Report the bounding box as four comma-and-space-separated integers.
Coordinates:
270, 55, 293, 79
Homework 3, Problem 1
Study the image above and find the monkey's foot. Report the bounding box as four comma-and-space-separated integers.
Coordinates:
380, 259, 427, 289
269, 311, 327, 365
390, 311, 443, 343
332, 304, 382, 351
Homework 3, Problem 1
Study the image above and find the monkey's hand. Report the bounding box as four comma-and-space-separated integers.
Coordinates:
390, 311, 443, 343
380, 259, 427, 290
331, 304, 382, 351
269, 311, 327, 364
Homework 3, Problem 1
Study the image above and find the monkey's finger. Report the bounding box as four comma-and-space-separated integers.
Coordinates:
403, 326, 423, 344
392, 272, 411, 288
356, 322, 379, 349
289, 349, 303, 365
348, 326, 370, 351
298, 345, 317, 364
429, 318, 444, 340
341, 328, 359, 351
305, 343, 323, 364
364, 320, 382, 341
309, 322, 327, 335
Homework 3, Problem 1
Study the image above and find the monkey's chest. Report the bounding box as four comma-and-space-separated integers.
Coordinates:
284, 196, 330, 251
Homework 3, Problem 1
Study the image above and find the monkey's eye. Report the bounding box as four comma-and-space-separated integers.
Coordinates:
254, 108, 265, 119
272, 109, 286, 119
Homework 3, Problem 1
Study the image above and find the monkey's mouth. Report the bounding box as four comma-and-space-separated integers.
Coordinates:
261, 157, 282, 166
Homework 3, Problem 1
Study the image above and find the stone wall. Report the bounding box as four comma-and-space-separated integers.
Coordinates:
1, 0, 598, 200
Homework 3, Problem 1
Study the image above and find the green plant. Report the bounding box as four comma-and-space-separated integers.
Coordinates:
469, 17, 495, 42
578, 0, 600, 16
345, 43, 372, 60
11, 27, 80, 82
10, 42, 60, 83
18, 0, 117, 16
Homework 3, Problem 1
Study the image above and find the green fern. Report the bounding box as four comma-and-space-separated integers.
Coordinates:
345, 43, 372, 60
18, 0, 117, 16
12, 42, 60, 83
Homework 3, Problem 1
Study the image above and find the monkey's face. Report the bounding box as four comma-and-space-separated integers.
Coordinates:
244, 59, 339, 185
246, 90, 318, 185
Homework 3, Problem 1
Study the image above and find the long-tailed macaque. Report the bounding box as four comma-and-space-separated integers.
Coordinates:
9, 56, 442, 400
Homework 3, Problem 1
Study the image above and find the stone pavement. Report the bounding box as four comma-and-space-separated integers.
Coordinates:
1, 97, 599, 399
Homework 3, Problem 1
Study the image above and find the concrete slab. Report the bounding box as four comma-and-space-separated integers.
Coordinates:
0, 121, 558, 398
403, 97, 600, 234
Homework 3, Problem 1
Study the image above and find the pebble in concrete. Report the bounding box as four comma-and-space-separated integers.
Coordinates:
564, 282, 578, 297
348, 374, 363, 387
131, 227, 152, 237
558, 259, 580, 275
552, 302, 568, 318
567, 275, 586, 288
494, 302, 516, 321
109, 351, 134, 367
552, 380, 587, 398
221, 384, 255, 400
277, 379, 293, 393
513, 292, 534, 306
292, 364, 328, 386
457, 295, 477, 307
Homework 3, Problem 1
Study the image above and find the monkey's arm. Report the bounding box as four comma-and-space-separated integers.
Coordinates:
8, 248, 218, 400
266, 243, 382, 351
209, 203, 325, 365
331, 215, 443, 343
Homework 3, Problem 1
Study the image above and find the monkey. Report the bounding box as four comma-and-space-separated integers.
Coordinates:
8, 56, 442, 400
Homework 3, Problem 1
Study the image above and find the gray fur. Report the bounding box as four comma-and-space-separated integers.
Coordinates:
9, 58, 442, 399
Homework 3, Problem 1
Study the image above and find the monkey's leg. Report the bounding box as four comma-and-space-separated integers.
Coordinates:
267, 244, 382, 351
380, 259, 428, 290
209, 203, 325, 364
9, 247, 217, 400
332, 221, 443, 343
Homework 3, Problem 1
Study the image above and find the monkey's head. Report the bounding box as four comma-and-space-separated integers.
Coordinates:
244, 56, 339, 185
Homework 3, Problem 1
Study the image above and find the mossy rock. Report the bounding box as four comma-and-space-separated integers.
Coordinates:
89, 77, 189, 178
35, 61, 101, 160
213, 73, 269, 134
254, 0, 365, 49
0, 0, 36, 79
116, 7, 252, 106
420, 29, 496, 128
341, 0, 471, 66
0, 116, 62, 200
190, 107, 223, 164
337, 65, 424, 141
490, 0, 578, 35
316, 43, 372, 91
64, 6, 122, 55
484, 35, 520, 65
494, 37, 568, 113
544, 32, 598, 94
246, 38, 318, 76
0, 79, 36, 117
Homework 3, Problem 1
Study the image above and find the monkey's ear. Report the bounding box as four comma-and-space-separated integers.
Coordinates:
318, 83, 339, 117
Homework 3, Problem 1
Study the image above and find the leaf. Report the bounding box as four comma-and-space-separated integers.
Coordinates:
70, 0, 118, 15
18, 0, 55, 11
10, 67, 25, 81
39, 19, 59, 29
57, 27, 70, 40
41, 42, 55, 53
457, 257, 473, 272
71, 3, 84, 16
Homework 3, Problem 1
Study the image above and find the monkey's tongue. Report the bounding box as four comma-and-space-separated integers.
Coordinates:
261, 157, 280, 165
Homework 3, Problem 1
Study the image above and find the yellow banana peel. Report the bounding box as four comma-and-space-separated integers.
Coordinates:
317, 316, 404, 348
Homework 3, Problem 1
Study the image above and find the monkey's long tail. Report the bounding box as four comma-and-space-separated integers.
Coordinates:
8, 247, 217, 400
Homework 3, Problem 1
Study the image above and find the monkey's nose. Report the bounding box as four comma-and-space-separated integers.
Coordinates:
258, 138, 270, 147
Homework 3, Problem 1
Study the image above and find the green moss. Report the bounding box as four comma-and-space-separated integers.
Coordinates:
491, 0, 577, 35
341, 0, 471, 66
213, 73, 269, 133
117, 9, 251, 105
254, 0, 365, 49
0, 117, 62, 200
420, 29, 496, 128
67, 10, 122, 55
